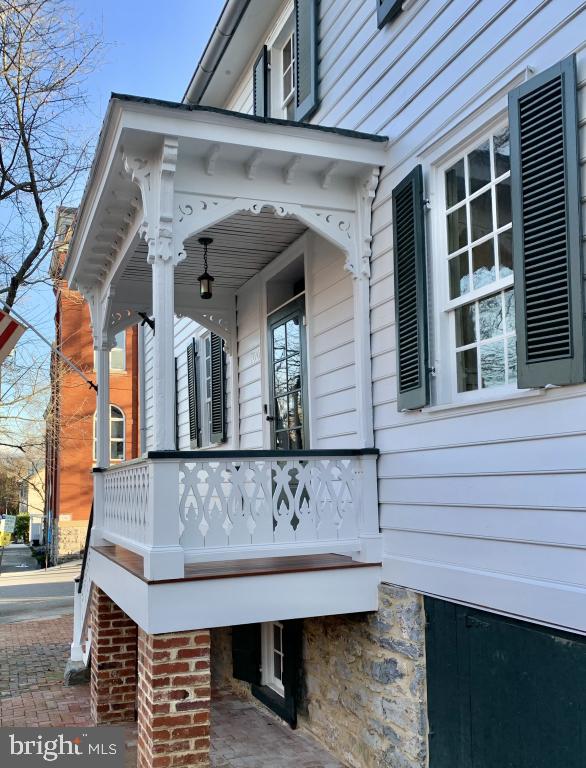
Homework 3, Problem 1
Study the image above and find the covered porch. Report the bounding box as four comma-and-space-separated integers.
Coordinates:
66, 95, 387, 650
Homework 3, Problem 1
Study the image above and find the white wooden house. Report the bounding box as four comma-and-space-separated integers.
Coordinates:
65, 2, 586, 767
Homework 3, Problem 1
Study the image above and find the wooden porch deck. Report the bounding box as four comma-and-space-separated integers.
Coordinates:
93, 544, 379, 585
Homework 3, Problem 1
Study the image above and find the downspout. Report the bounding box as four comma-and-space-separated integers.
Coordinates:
182, 0, 251, 104
138, 323, 147, 455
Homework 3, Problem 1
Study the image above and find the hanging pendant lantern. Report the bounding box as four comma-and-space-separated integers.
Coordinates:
198, 237, 214, 300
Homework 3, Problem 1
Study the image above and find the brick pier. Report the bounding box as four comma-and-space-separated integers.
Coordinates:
90, 587, 138, 725
137, 629, 211, 768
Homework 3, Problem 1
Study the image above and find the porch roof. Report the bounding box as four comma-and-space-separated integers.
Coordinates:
64, 93, 388, 294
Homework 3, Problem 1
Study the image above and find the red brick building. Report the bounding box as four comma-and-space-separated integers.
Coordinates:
45, 208, 139, 562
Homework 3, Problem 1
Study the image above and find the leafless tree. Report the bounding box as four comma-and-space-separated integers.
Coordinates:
0, 0, 102, 309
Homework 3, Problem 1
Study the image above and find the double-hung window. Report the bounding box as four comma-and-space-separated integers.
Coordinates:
281, 31, 296, 119
442, 126, 515, 396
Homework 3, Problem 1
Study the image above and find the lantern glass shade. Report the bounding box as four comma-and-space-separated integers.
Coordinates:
198, 271, 214, 300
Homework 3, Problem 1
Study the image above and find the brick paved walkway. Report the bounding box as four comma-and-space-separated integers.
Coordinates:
0, 615, 345, 767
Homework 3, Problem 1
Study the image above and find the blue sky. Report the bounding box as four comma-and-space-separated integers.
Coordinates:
14, 0, 225, 353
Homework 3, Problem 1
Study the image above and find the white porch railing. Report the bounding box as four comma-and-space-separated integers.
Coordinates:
93, 449, 380, 580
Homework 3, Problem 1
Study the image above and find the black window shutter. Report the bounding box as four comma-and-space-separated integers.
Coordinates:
232, 624, 261, 685
294, 0, 319, 122
376, 0, 403, 29
210, 333, 226, 444
392, 164, 430, 411
186, 339, 201, 448
253, 46, 269, 117
509, 54, 584, 388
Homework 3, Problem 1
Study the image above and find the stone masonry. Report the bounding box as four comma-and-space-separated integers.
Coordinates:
301, 584, 428, 768
90, 587, 138, 725
210, 584, 428, 768
137, 628, 211, 768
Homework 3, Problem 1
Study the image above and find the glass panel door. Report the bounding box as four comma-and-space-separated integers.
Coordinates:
268, 299, 308, 450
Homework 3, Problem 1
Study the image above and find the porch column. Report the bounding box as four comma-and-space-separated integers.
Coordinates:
95, 343, 111, 468
151, 255, 176, 451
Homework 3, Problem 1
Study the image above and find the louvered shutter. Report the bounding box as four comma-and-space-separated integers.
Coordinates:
232, 624, 261, 685
509, 55, 584, 388
392, 165, 429, 411
376, 0, 403, 29
294, 0, 319, 122
210, 333, 226, 444
186, 339, 201, 448
253, 46, 269, 117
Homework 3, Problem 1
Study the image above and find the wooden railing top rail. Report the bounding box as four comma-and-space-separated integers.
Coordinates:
94, 448, 379, 472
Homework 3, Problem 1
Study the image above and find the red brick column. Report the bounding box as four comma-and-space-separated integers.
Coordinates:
137, 628, 211, 768
90, 587, 138, 724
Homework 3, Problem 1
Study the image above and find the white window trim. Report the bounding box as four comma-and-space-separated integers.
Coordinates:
110, 330, 126, 372
266, 1, 295, 119
93, 404, 126, 463
430, 117, 522, 407
261, 621, 285, 697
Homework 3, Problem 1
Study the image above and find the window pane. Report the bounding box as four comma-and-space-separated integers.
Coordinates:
447, 206, 467, 253
273, 652, 282, 681
273, 624, 282, 652
470, 190, 492, 242
289, 429, 303, 449
291, 393, 304, 431
455, 305, 476, 347
111, 419, 124, 439
494, 128, 510, 176
275, 431, 289, 450
283, 38, 292, 71
287, 354, 301, 392
479, 294, 503, 340
457, 348, 478, 392
498, 229, 513, 278
110, 348, 124, 370
445, 159, 465, 208
480, 341, 506, 388
274, 360, 288, 396
275, 396, 288, 430
472, 239, 496, 289
273, 325, 286, 361
286, 318, 300, 354
449, 252, 470, 299
468, 140, 491, 193
507, 337, 517, 383
111, 440, 124, 461
504, 288, 515, 333
496, 178, 511, 227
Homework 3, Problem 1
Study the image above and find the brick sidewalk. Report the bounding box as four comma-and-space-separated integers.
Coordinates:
0, 615, 345, 767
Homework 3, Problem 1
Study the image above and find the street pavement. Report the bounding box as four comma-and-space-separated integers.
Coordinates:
0, 544, 81, 624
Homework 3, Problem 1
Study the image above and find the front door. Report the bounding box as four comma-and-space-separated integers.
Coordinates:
267, 298, 308, 450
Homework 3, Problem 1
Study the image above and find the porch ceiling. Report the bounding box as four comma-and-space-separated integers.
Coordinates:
121, 207, 307, 291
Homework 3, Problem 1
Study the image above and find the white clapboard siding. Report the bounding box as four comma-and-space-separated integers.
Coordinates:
220, 0, 586, 630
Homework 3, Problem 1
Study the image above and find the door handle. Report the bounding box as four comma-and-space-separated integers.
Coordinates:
264, 404, 275, 422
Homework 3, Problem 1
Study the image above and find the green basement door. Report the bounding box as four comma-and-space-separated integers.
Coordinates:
425, 597, 586, 768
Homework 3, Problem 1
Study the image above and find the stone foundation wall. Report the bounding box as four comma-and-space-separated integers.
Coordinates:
209, 585, 428, 768
300, 584, 428, 768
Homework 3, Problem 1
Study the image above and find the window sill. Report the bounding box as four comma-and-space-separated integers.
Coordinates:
425, 386, 545, 414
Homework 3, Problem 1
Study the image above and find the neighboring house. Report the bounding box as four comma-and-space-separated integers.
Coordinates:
45, 208, 140, 564
64, 3, 586, 767
18, 463, 45, 545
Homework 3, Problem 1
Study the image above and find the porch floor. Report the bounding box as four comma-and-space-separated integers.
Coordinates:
93, 544, 378, 583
